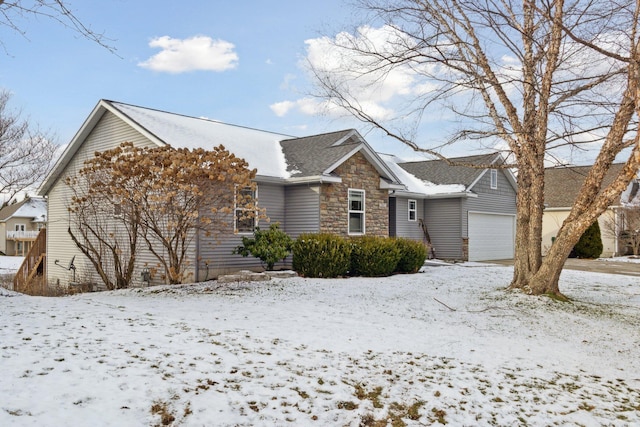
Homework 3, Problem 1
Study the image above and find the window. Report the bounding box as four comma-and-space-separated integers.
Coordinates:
490, 169, 498, 189
348, 189, 365, 234
408, 199, 417, 221
235, 186, 257, 233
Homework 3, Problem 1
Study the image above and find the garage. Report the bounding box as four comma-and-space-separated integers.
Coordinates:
468, 212, 516, 261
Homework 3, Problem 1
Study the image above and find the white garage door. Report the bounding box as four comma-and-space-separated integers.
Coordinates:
468, 213, 515, 261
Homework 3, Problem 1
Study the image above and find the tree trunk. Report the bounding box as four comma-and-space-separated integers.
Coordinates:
511, 163, 547, 292
523, 224, 579, 298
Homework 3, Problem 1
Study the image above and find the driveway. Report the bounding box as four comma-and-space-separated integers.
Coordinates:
488, 258, 640, 277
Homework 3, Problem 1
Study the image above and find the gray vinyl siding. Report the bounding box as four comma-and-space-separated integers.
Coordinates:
46, 111, 158, 287
284, 184, 320, 238
196, 183, 288, 280
423, 198, 463, 259
471, 169, 516, 197
463, 170, 517, 237
393, 196, 425, 241
257, 183, 286, 227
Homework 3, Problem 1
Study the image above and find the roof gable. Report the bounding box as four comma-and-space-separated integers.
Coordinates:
280, 129, 402, 186
280, 130, 358, 176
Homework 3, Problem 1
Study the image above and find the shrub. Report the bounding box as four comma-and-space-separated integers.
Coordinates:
573, 220, 603, 259
350, 236, 402, 277
394, 238, 428, 273
292, 233, 351, 278
233, 223, 292, 270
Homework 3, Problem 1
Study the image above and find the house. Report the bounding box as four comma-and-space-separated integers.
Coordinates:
542, 164, 628, 257
36, 100, 517, 288
384, 153, 518, 261
37, 100, 406, 286
0, 197, 47, 256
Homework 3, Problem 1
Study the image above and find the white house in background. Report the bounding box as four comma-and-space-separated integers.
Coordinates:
542, 164, 634, 257
0, 197, 47, 256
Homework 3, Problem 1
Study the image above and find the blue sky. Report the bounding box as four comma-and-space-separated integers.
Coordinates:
2, 1, 626, 166
0, 0, 425, 159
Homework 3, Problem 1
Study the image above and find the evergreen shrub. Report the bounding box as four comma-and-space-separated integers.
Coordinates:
573, 221, 603, 259
292, 233, 351, 278
350, 236, 402, 277
394, 238, 428, 273
232, 223, 292, 270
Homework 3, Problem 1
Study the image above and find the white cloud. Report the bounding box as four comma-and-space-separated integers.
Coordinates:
305, 26, 421, 107
270, 100, 295, 117
270, 97, 339, 118
138, 35, 238, 73
273, 25, 429, 121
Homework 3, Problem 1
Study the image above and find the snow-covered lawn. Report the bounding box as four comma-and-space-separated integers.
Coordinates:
599, 255, 640, 263
1, 264, 639, 426
0, 256, 24, 275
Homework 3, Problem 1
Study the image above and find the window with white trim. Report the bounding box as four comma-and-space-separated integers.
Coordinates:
490, 169, 498, 189
348, 189, 365, 234
408, 199, 417, 221
235, 186, 257, 233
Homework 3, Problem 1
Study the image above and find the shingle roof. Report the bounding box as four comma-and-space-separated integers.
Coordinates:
544, 163, 626, 208
279, 129, 362, 177
398, 153, 501, 188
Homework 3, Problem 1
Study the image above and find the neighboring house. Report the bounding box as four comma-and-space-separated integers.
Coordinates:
542, 164, 628, 257
0, 197, 47, 256
384, 153, 518, 261
36, 100, 517, 287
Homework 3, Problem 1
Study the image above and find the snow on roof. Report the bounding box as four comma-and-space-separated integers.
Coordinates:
380, 153, 466, 195
112, 102, 295, 179
0, 197, 47, 222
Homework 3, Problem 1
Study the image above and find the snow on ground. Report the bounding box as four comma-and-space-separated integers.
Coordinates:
599, 256, 640, 264
0, 256, 24, 274
1, 264, 639, 426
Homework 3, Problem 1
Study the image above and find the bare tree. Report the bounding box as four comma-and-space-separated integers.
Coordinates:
135, 145, 259, 284
0, 90, 58, 207
0, 0, 115, 52
309, 0, 640, 297
66, 154, 142, 290
67, 142, 259, 287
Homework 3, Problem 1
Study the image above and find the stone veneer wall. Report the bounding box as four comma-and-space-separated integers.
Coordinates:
319, 151, 389, 236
